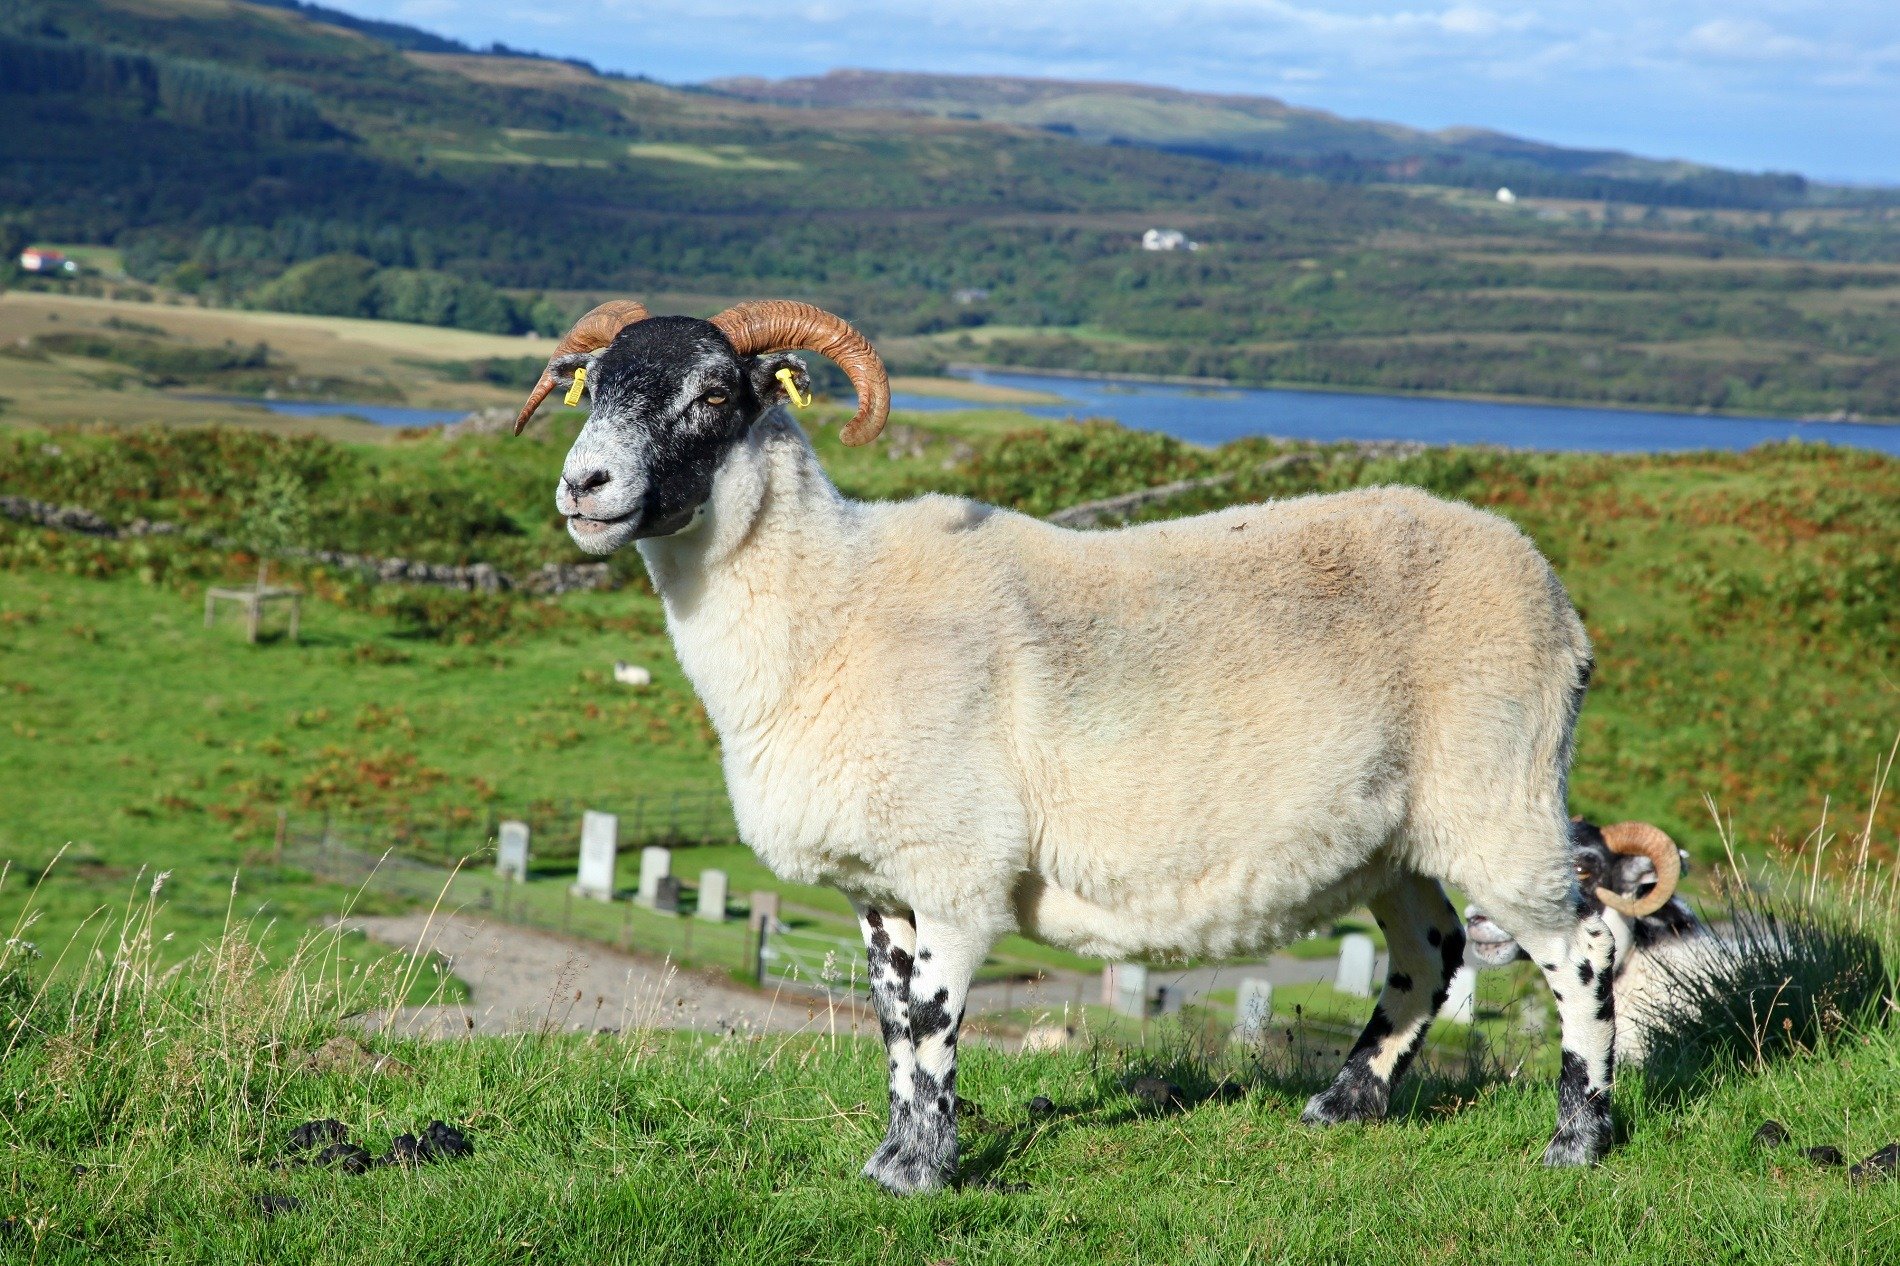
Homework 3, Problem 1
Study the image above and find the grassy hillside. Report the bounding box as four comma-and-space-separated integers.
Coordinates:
1, 871, 1895, 1264
4, 1, 1900, 418
1, 399, 1894, 966
709, 69, 1840, 209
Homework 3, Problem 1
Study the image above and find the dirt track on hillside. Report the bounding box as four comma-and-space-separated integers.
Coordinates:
347, 912, 876, 1039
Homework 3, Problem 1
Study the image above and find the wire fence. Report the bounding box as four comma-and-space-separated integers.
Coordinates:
280, 810, 864, 997
291, 789, 741, 871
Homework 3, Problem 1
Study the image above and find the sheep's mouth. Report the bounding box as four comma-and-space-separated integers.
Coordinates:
567, 511, 634, 533
565, 510, 640, 555
1465, 912, 1524, 967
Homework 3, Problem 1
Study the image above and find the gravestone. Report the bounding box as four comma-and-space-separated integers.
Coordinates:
1440, 966, 1477, 1024
653, 875, 682, 915
1233, 977, 1274, 1043
748, 889, 781, 933
696, 868, 728, 923
495, 820, 529, 882
571, 811, 617, 902
1111, 962, 1149, 1018
636, 846, 671, 907
1336, 933, 1377, 998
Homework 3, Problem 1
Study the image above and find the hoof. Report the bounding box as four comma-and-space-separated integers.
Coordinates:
861, 1139, 953, 1195
1542, 1120, 1611, 1167
1300, 1076, 1389, 1127
861, 1107, 957, 1195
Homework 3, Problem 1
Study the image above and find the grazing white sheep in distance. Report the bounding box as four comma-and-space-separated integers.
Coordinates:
511, 298, 1619, 1192
612, 661, 652, 687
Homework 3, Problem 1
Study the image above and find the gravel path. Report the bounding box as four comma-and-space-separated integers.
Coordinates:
346, 912, 1378, 1041
347, 912, 876, 1039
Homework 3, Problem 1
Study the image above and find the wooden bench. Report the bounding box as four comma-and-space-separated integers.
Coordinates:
204, 585, 303, 643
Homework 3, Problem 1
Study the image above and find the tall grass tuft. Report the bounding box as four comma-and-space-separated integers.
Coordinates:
1640, 737, 1898, 1091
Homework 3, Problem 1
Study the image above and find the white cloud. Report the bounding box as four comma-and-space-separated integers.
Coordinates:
1438, 6, 1519, 37
1683, 17, 1818, 61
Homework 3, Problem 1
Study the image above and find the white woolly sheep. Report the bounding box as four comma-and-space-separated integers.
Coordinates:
612, 661, 652, 687
511, 298, 1622, 1192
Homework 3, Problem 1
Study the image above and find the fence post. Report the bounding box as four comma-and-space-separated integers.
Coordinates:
752, 920, 768, 986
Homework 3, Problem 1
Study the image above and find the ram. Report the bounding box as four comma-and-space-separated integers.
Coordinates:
1467, 818, 1714, 1066
513, 299, 1621, 1192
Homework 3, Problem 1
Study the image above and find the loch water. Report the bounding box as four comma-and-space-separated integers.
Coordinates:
891, 370, 1900, 456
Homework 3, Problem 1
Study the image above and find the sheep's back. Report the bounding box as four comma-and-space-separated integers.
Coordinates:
830, 486, 1587, 942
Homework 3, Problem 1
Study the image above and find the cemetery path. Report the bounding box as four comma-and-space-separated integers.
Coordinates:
346, 914, 1402, 1041
346, 912, 880, 1039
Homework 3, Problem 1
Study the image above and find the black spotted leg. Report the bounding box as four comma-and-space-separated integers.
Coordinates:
1302, 874, 1466, 1126
854, 907, 988, 1194
1517, 913, 1618, 1166
855, 905, 919, 1158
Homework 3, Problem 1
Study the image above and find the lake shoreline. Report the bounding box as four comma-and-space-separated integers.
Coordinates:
944, 361, 1900, 428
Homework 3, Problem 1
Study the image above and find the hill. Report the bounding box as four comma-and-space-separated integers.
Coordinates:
1, 406, 1897, 1261
4, 0, 1900, 419
708, 69, 1832, 210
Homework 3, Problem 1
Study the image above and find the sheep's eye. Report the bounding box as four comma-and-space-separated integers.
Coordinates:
703, 393, 728, 407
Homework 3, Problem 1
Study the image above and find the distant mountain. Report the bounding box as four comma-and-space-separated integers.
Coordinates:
708, 70, 1818, 210
5, 0, 1898, 420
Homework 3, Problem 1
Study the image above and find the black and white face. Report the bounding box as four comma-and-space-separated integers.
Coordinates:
553, 316, 809, 555
1464, 819, 1697, 966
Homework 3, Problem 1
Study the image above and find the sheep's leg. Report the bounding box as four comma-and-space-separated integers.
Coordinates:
854, 904, 920, 1154
1515, 916, 1618, 1166
1302, 874, 1465, 1126
859, 913, 987, 1194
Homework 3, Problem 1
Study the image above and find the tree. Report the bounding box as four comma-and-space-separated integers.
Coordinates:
0, 218, 28, 285
240, 468, 311, 588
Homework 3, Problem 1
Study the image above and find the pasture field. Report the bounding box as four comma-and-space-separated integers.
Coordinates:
0, 354, 1896, 1261
1, 401, 1896, 965
0, 874, 1896, 1265
0, 292, 1052, 434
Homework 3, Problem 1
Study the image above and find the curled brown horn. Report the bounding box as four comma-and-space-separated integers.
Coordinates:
708, 300, 890, 445
513, 299, 651, 436
1597, 822, 1682, 918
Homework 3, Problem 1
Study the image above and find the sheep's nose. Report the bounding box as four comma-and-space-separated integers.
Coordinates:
565, 468, 611, 497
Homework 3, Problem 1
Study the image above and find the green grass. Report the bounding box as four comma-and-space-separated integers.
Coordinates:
2, 867, 1896, 1266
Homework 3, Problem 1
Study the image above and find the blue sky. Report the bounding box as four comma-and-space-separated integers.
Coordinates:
345, 0, 1900, 182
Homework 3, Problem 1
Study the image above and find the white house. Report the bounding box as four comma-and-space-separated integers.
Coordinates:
1141, 228, 1199, 252
19, 249, 78, 275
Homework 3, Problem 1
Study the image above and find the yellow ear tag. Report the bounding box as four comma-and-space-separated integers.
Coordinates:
563, 365, 587, 407
775, 366, 812, 408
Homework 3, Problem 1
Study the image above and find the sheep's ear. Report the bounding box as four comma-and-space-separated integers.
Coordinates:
548, 350, 598, 394
746, 351, 810, 406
